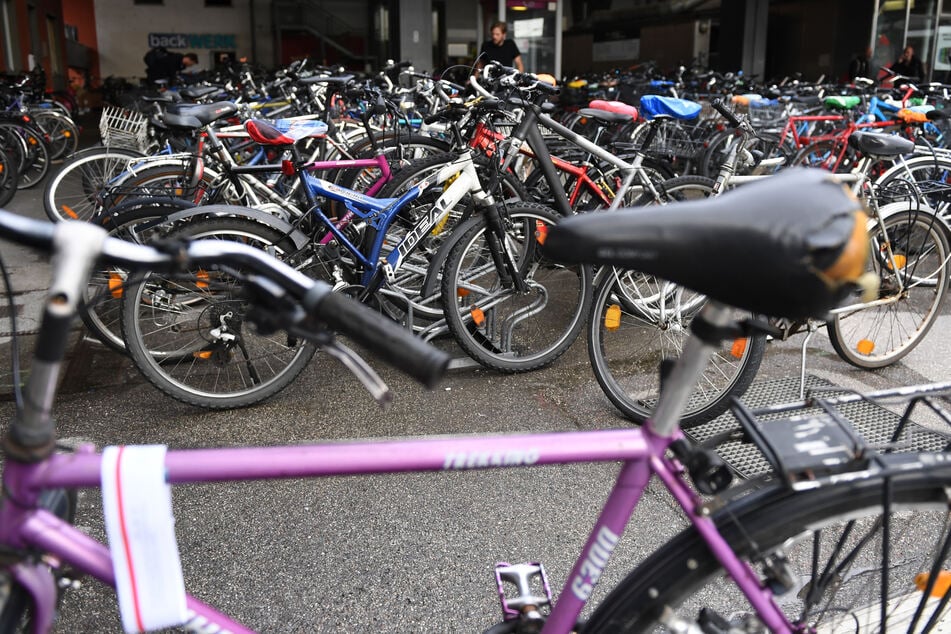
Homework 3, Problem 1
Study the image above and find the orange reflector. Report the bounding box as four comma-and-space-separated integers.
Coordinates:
887, 254, 907, 270
457, 287, 470, 297
28, 137, 37, 145
604, 304, 621, 331
193, 350, 213, 360
195, 269, 210, 289
856, 339, 875, 355
61, 205, 78, 219
108, 273, 124, 299
64, 131, 72, 138
534, 221, 548, 245
730, 338, 748, 358
470, 306, 485, 327
916, 571, 951, 597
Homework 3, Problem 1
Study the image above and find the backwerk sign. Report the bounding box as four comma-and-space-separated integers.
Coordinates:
148, 33, 237, 49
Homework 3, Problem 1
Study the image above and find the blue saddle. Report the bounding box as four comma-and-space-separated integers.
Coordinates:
639, 95, 702, 120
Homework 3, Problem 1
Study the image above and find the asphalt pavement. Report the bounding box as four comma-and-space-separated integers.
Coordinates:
1, 139, 950, 632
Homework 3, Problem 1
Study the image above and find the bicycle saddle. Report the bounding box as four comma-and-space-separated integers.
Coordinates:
848, 130, 915, 157
577, 107, 632, 124
162, 101, 238, 129
543, 168, 870, 320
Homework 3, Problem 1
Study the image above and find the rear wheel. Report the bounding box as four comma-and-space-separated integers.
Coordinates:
121, 218, 318, 409
587, 267, 765, 427
584, 466, 951, 633
827, 207, 950, 369
440, 203, 593, 372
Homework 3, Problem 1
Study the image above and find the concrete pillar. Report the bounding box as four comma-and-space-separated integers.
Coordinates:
398, 0, 433, 71
719, 0, 768, 78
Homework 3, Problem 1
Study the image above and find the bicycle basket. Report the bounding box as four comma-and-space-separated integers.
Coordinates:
99, 106, 151, 153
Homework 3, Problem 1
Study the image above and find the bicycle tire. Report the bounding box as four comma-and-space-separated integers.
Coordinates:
79, 197, 197, 354
30, 110, 80, 161
0, 122, 49, 189
0, 488, 77, 632
874, 154, 951, 220
121, 217, 318, 409
0, 146, 18, 207
42, 147, 144, 222
440, 202, 593, 372
827, 206, 950, 369
584, 463, 951, 632
633, 174, 716, 206
587, 267, 765, 427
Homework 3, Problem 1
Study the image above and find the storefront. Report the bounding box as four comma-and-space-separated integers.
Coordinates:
872, 0, 948, 82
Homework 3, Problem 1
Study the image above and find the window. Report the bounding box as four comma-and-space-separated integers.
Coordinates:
205, 0, 232, 6
134, 0, 163, 5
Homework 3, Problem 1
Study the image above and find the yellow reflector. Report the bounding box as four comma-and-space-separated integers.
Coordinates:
730, 338, 748, 359
193, 350, 213, 360
886, 254, 907, 270
470, 306, 485, 327
108, 272, 124, 299
61, 205, 78, 219
916, 571, 951, 597
856, 339, 875, 355
195, 269, 210, 289
604, 304, 621, 331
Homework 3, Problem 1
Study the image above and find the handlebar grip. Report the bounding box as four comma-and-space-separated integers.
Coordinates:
304, 287, 450, 389
711, 98, 742, 129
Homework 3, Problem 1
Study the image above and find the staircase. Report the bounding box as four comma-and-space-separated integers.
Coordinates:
271, 0, 371, 66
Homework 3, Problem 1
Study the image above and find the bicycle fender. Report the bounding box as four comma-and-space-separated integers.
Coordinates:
876, 200, 951, 238
160, 205, 312, 251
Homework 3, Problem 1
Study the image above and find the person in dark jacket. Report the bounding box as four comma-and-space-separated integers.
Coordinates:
144, 48, 199, 85
476, 21, 524, 72
848, 46, 872, 82
891, 45, 925, 79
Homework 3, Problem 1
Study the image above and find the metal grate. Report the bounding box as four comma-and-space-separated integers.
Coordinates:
686, 375, 950, 480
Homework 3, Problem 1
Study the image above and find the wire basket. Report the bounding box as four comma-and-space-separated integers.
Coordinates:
748, 101, 785, 128
99, 106, 151, 153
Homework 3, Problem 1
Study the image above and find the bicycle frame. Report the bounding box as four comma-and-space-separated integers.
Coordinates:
0, 219, 802, 632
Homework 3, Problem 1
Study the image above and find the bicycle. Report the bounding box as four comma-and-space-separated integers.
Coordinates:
5, 167, 951, 633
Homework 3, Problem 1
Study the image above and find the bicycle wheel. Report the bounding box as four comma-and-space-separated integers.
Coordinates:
874, 154, 951, 220
587, 267, 765, 427
0, 122, 49, 189
80, 198, 196, 354
584, 465, 951, 633
121, 217, 318, 409
827, 207, 950, 369
790, 138, 855, 172
30, 110, 80, 161
440, 202, 593, 372
633, 174, 716, 206
42, 147, 144, 222
0, 145, 18, 207
0, 488, 77, 631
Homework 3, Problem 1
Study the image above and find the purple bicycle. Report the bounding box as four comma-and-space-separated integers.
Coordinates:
1, 168, 950, 633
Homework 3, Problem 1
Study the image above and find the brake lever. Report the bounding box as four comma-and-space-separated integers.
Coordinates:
321, 339, 393, 406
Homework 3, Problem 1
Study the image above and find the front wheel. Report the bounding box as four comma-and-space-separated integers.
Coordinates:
440, 203, 593, 372
121, 217, 318, 409
583, 464, 951, 633
587, 267, 765, 427
827, 207, 950, 369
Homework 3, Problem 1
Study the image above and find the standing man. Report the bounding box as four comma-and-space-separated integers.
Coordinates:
476, 21, 524, 72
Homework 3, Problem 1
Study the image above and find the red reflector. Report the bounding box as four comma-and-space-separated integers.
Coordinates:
281, 160, 295, 177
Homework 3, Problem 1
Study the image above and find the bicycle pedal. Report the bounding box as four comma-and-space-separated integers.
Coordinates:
494, 562, 552, 621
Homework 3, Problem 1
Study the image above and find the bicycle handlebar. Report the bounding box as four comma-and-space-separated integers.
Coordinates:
0, 210, 451, 389
710, 98, 742, 129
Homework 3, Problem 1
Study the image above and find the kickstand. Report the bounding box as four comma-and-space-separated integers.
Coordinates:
798, 322, 819, 399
